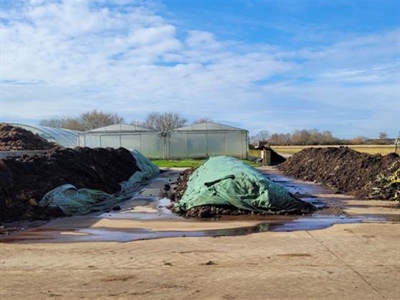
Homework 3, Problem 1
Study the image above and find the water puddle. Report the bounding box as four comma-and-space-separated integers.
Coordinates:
101, 198, 179, 220
1, 213, 389, 244
0, 169, 398, 244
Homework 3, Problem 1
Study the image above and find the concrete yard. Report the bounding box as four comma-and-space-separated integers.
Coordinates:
0, 168, 399, 300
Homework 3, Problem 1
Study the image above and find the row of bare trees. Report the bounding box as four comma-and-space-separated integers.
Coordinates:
250, 129, 340, 146
251, 130, 393, 146
39, 110, 212, 132
39, 110, 125, 131
39, 110, 392, 145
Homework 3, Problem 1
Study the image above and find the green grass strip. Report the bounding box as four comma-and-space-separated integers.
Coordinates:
151, 158, 258, 168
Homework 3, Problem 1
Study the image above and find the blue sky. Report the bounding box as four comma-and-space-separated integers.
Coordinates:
0, 0, 399, 138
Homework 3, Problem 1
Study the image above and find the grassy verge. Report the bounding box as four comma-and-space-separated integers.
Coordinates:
151, 158, 258, 168
151, 159, 205, 168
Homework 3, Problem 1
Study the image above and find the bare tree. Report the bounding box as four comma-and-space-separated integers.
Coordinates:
63, 117, 85, 131
78, 110, 124, 130
39, 116, 82, 130
378, 132, 390, 145
39, 117, 67, 128
350, 136, 367, 145
38, 110, 124, 131
379, 132, 388, 140
268, 133, 291, 145
255, 130, 270, 142
192, 117, 214, 124
320, 130, 338, 145
142, 112, 187, 132
129, 120, 141, 126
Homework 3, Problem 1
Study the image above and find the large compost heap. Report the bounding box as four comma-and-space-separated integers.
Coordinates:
0, 124, 159, 223
0, 123, 58, 150
172, 156, 315, 218
278, 147, 399, 200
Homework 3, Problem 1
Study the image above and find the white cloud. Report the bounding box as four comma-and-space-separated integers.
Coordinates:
0, 0, 398, 138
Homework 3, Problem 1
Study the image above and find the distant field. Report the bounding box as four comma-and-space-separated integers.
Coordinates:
250, 145, 398, 157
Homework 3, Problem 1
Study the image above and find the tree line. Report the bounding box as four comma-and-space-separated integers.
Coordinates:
39, 110, 393, 145
250, 130, 393, 146
39, 110, 212, 132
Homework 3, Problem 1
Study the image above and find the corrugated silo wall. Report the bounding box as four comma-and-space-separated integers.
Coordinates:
78, 130, 248, 159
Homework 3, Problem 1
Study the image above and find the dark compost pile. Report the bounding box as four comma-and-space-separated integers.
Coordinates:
269, 148, 286, 165
0, 146, 140, 223
0, 123, 58, 150
277, 147, 399, 200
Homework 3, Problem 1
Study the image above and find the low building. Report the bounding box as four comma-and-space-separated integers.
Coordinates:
78, 122, 249, 159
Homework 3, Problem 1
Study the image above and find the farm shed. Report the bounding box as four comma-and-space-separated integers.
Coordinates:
78, 122, 249, 159
169, 122, 249, 159
78, 124, 161, 158
10, 123, 79, 148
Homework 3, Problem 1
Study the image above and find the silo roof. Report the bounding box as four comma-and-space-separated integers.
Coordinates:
86, 124, 155, 132
174, 122, 247, 131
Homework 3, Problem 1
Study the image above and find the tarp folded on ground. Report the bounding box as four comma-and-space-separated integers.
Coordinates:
39, 149, 159, 215
174, 156, 314, 214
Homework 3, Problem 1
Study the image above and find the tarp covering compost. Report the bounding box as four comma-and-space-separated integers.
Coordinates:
39, 150, 159, 215
174, 156, 314, 214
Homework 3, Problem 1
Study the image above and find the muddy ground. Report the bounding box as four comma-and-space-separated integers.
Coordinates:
277, 147, 399, 200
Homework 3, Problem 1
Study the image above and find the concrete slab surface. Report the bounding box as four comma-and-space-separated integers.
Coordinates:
0, 167, 399, 299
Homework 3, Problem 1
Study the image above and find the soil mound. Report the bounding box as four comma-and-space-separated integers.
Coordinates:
0, 123, 58, 150
277, 147, 399, 200
172, 168, 194, 201
270, 148, 286, 165
253, 146, 286, 165
0, 147, 140, 222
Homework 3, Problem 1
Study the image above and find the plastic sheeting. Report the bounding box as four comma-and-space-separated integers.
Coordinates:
174, 156, 314, 214
39, 150, 159, 215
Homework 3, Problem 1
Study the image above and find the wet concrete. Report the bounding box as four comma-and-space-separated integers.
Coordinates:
1, 168, 398, 244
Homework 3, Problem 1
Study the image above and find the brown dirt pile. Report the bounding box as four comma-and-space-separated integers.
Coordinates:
172, 168, 195, 201
0, 123, 58, 150
277, 147, 399, 200
0, 147, 140, 222
270, 148, 286, 165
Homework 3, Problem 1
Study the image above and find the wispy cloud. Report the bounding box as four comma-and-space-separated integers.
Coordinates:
0, 0, 398, 138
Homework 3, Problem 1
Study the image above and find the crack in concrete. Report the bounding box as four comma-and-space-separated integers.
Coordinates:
306, 230, 386, 300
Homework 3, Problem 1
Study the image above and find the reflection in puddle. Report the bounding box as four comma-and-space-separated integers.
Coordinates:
0, 169, 397, 244
100, 198, 178, 220
1, 214, 388, 244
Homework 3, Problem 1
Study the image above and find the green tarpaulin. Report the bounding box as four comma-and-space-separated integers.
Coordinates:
174, 156, 314, 214
39, 149, 159, 215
